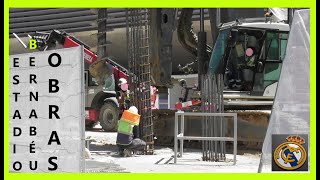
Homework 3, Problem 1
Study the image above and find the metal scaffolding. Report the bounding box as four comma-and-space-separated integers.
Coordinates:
126, 8, 154, 154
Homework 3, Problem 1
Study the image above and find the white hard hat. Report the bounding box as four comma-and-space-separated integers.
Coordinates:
128, 106, 138, 114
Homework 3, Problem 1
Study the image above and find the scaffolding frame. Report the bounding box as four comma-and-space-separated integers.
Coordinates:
174, 111, 237, 165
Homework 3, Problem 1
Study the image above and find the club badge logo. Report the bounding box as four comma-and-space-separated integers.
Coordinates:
273, 135, 307, 170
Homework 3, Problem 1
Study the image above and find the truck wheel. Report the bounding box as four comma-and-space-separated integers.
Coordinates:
99, 102, 119, 132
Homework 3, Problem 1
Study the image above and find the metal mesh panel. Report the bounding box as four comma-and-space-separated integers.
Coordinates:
126, 9, 154, 154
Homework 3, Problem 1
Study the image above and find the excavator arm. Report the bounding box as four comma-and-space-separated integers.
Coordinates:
177, 9, 212, 61
149, 8, 214, 87
149, 9, 177, 88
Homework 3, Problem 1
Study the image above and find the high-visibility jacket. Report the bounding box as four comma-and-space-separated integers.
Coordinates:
116, 110, 141, 145
120, 110, 140, 125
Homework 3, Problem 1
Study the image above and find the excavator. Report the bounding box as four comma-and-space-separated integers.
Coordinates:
149, 8, 290, 149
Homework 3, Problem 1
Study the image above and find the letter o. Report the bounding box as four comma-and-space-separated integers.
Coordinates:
13, 161, 22, 171
48, 53, 61, 67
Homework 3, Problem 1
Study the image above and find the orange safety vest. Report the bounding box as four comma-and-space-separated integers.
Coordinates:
120, 110, 140, 126
116, 110, 141, 145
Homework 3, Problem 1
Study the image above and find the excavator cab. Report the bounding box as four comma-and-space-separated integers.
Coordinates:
208, 19, 289, 96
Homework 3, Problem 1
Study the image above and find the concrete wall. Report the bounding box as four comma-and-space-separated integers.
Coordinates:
9, 47, 85, 172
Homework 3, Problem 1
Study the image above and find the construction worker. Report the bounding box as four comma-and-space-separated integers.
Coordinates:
116, 106, 146, 157
225, 39, 244, 91
178, 79, 189, 102
116, 78, 130, 111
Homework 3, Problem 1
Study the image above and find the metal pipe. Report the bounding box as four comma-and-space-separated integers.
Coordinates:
216, 8, 221, 26
234, 114, 237, 165
202, 74, 208, 161
106, 8, 126, 13
208, 76, 210, 161
201, 75, 205, 160
208, 76, 216, 161
219, 74, 226, 160
216, 75, 220, 160
174, 113, 178, 163
10, 8, 50, 13
11, 21, 96, 34
221, 74, 226, 160
11, 15, 97, 29
208, 8, 218, 44
220, 74, 225, 160
177, 136, 235, 141
200, 8, 205, 32
206, 75, 209, 161
180, 112, 236, 116
10, 8, 85, 18
214, 77, 218, 161
10, 10, 95, 23
202, 76, 206, 160
209, 76, 214, 161
212, 76, 217, 161
180, 114, 185, 157
217, 74, 221, 160
206, 76, 209, 161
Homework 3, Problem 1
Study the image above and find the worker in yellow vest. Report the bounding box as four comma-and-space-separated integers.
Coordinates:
116, 106, 146, 157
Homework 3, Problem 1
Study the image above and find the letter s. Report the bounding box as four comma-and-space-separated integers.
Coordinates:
48, 156, 58, 171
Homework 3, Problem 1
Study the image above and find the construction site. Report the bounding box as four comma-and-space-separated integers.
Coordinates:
9, 8, 310, 173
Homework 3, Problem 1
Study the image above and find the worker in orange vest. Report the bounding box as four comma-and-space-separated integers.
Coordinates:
116, 106, 146, 157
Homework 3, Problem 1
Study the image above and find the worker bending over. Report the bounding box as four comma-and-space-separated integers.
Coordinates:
116, 106, 146, 157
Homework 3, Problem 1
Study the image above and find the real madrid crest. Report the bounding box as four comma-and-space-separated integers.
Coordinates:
273, 135, 307, 170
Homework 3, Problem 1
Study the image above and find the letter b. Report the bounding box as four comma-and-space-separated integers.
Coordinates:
29, 40, 37, 50
49, 79, 59, 93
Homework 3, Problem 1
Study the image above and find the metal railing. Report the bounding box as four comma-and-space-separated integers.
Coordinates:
174, 111, 237, 165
